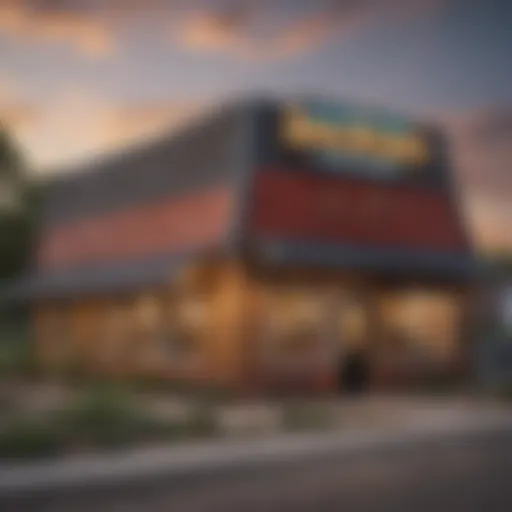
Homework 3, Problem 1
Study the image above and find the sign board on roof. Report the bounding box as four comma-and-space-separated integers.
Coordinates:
280, 100, 432, 176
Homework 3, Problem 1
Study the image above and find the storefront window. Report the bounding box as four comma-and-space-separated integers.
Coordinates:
262, 287, 328, 368
379, 291, 460, 362
131, 294, 165, 370
164, 294, 208, 366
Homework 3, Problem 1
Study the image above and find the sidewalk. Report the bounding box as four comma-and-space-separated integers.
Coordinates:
1, 400, 511, 499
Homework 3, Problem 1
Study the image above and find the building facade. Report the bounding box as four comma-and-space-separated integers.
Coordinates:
9, 98, 476, 393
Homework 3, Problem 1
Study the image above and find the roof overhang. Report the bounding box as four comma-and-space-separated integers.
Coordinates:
255, 238, 480, 282
0, 246, 218, 302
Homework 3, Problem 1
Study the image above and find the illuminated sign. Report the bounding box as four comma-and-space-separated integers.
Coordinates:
281, 102, 430, 173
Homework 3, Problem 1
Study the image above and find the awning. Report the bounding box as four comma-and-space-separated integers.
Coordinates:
256, 238, 480, 281
0, 250, 203, 302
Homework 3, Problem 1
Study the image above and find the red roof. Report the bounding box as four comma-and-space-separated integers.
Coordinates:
250, 168, 468, 253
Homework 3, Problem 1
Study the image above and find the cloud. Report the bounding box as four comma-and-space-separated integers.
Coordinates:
173, 1, 263, 58
442, 108, 512, 252
0, 1, 448, 61
174, 0, 448, 60
0, 0, 115, 58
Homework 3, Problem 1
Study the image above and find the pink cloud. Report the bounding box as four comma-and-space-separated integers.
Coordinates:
174, 0, 449, 60
0, 0, 115, 58
0, 1, 449, 60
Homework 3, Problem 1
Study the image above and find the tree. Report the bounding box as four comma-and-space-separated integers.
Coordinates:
0, 124, 41, 281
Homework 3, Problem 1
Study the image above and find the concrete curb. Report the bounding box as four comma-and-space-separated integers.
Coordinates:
1, 413, 512, 499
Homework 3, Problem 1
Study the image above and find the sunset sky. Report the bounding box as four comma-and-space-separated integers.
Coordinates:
0, 0, 511, 252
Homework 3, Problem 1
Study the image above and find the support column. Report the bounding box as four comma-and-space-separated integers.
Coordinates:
363, 288, 386, 391
209, 261, 249, 391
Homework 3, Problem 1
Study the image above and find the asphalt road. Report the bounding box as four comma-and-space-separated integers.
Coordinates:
5, 428, 512, 512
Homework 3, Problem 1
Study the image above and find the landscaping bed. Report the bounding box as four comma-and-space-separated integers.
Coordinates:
0, 379, 346, 461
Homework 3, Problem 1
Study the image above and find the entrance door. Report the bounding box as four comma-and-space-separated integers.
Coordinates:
339, 350, 370, 393
336, 293, 371, 393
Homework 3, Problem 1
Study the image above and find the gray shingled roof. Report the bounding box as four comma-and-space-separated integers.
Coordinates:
1, 247, 215, 301
41, 103, 249, 227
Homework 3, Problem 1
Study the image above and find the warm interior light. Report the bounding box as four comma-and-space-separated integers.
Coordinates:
380, 291, 459, 359
178, 298, 207, 330
135, 295, 161, 330
339, 299, 367, 347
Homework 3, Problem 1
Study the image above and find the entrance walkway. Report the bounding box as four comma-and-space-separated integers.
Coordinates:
328, 394, 510, 429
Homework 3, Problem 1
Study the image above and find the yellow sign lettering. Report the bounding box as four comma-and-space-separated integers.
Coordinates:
282, 106, 430, 169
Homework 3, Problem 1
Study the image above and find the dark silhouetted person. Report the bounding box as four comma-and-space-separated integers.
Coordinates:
341, 349, 370, 394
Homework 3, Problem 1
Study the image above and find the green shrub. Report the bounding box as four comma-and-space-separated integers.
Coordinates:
127, 376, 197, 395
184, 405, 219, 438
194, 384, 237, 405
55, 386, 159, 449
0, 340, 39, 378
0, 418, 63, 459
282, 404, 333, 432
148, 404, 219, 442
126, 377, 235, 404
54, 385, 220, 449
0, 383, 222, 459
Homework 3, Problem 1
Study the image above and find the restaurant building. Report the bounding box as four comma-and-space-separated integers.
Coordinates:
10, 98, 476, 393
